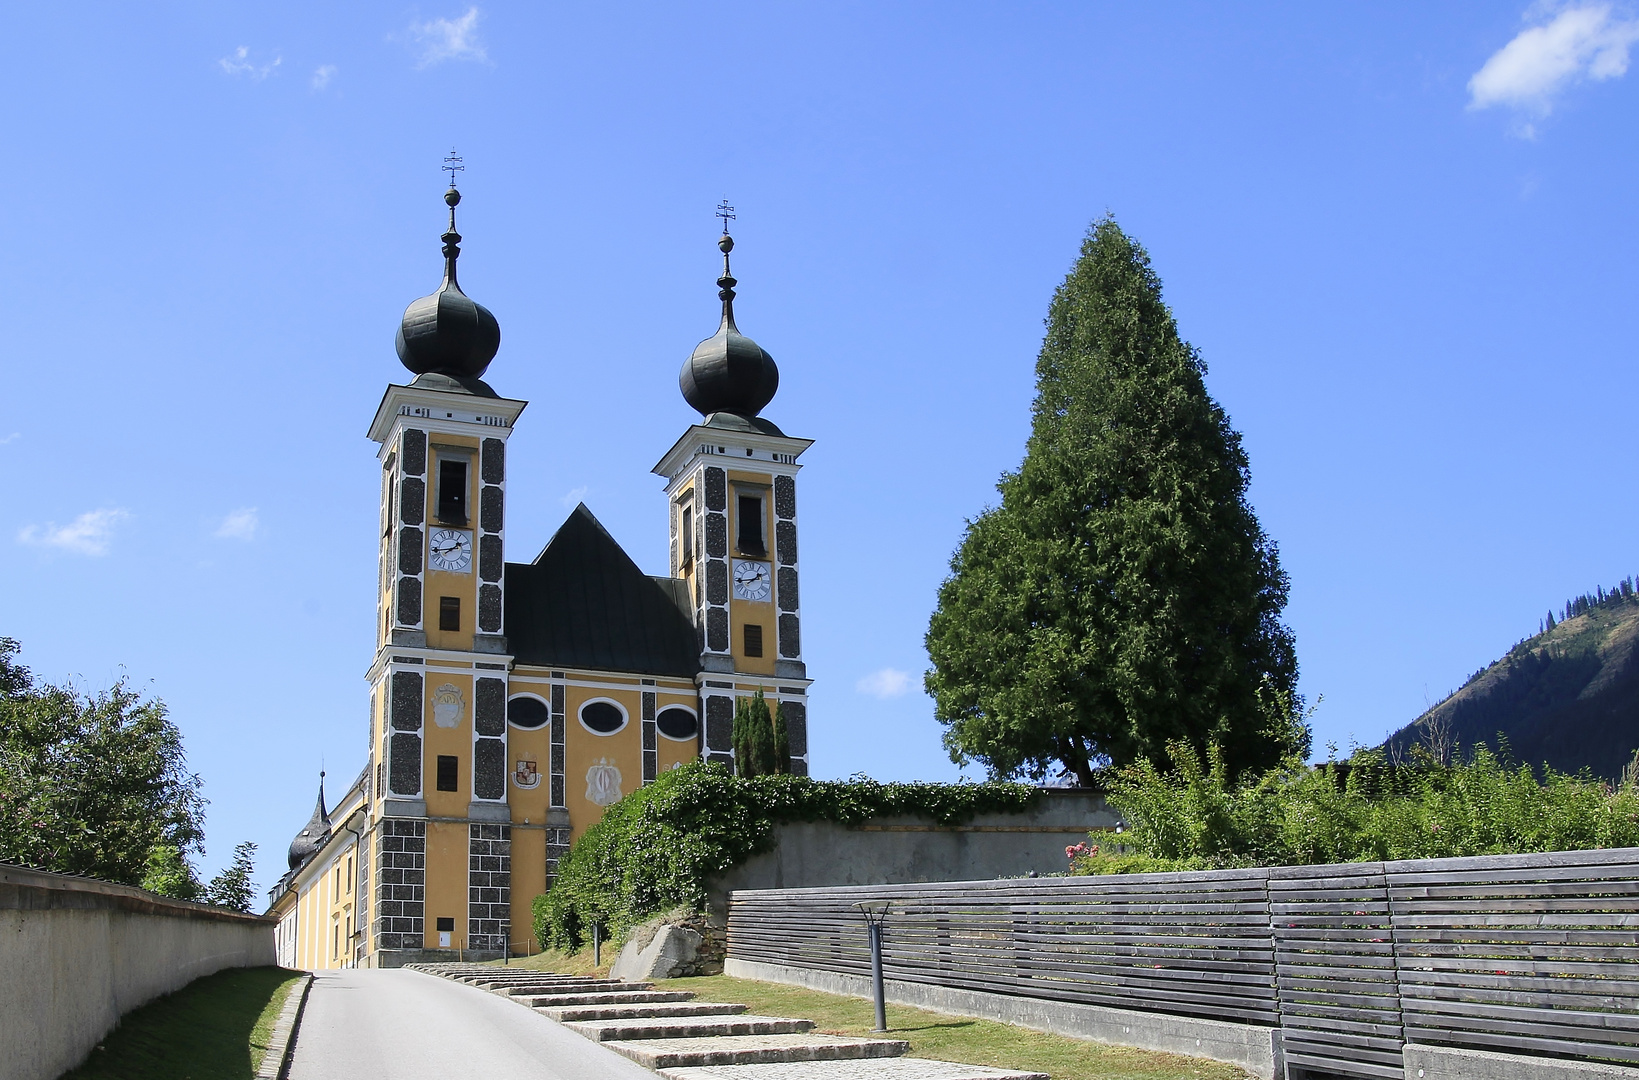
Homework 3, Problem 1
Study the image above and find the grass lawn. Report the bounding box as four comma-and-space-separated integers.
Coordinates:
660, 975, 1253, 1080
484, 945, 613, 977
62, 965, 304, 1080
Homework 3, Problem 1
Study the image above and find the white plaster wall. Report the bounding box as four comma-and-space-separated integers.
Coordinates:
0, 865, 275, 1080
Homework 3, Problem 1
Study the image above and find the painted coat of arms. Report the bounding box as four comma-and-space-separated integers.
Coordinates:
585, 758, 623, 806
514, 760, 539, 789
432, 683, 464, 728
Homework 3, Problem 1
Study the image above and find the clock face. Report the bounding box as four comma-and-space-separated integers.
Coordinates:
428, 528, 473, 573
732, 559, 772, 602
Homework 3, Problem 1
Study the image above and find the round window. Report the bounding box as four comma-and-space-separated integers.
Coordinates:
579, 700, 626, 734
655, 707, 699, 741
507, 696, 550, 729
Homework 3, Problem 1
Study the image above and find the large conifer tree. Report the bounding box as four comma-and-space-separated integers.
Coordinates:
925, 218, 1301, 787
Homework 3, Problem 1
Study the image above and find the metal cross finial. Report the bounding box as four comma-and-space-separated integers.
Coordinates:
443, 148, 465, 188
716, 199, 736, 234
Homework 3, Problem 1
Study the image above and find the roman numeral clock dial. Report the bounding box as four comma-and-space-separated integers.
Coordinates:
732, 558, 771, 602
428, 527, 473, 573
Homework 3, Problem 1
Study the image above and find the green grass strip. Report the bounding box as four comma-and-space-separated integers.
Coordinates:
662, 975, 1253, 1080
63, 965, 303, 1080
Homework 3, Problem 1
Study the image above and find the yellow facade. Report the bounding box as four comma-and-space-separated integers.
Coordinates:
270, 213, 813, 970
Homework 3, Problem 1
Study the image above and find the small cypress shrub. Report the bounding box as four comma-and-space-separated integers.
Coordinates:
772, 700, 792, 775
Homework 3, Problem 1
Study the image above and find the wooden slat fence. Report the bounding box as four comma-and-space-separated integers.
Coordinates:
1387, 849, 1639, 1067
726, 847, 1639, 1079
1270, 863, 1403, 1079
729, 870, 1279, 1025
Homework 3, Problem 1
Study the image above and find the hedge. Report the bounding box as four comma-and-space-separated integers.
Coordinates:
532, 761, 1038, 951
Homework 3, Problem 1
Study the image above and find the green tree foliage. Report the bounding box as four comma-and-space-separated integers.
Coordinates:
925, 218, 1300, 786
771, 700, 792, 776
0, 637, 206, 886
532, 762, 1037, 950
205, 840, 259, 913
1085, 740, 1639, 872
731, 691, 779, 778
141, 844, 203, 901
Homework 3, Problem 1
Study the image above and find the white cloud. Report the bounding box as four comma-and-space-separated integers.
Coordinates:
407, 7, 487, 67
214, 508, 259, 541
560, 486, 589, 509
311, 65, 336, 90
1469, 3, 1639, 123
18, 509, 130, 556
0, 432, 18, 445
856, 668, 912, 699
218, 47, 282, 80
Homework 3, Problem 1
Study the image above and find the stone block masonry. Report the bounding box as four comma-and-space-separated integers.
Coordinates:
374, 818, 425, 951
545, 825, 572, 885
467, 822, 510, 952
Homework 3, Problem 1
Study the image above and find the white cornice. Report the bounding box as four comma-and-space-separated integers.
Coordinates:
368, 382, 529, 445
652, 423, 815, 483
366, 646, 514, 683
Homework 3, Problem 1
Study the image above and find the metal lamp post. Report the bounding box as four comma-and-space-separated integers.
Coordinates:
854, 900, 893, 1032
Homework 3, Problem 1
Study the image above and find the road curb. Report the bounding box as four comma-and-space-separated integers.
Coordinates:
257, 971, 314, 1080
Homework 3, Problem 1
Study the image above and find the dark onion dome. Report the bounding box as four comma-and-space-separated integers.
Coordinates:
395, 186, 501, 380
286, 771, 331, 870
679, 232, 779, 419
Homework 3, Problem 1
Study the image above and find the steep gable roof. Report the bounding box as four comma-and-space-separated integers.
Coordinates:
504, 503, 700, 678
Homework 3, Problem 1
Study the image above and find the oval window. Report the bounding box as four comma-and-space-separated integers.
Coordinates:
507, 695, 550, 729
656, 707, 699, 741
579, 700, 626, 734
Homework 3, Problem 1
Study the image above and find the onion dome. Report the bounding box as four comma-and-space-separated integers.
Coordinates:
286, 771, 331, 871
679, 231, 779, 419
395, 186, 501, 380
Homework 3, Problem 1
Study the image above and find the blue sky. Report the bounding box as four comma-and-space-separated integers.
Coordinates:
4, 2, 1637, 890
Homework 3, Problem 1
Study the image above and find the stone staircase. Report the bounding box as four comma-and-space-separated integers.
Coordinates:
407, 964, 1047, 1080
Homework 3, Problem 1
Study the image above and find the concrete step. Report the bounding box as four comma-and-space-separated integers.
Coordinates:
603, 1033, 911, 1070
657, 1061, 1049, 1080
470, 979, 611, 990
522, 990, 698, 1008
429, 970, 605, 985
541, 1001, 750, 1023
567, 1015, 816, 1043
494, 980, 651, 994
455, 973, 609, 982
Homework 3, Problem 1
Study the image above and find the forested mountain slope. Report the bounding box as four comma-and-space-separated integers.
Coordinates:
1386, 582, 1639, 780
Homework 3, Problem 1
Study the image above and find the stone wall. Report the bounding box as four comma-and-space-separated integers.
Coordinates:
704, 790, 1117, 917
467, 822, 510, 952
0, 863, 276, 1080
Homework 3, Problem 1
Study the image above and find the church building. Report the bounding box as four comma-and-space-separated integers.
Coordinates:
268, 183, 812, 968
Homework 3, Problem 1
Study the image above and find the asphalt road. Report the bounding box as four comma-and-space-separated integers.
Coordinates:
287, 969, 658, 1080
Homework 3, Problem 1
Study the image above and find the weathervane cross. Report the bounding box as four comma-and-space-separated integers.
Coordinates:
443, 149, 465, 188
716, 199, 736, 234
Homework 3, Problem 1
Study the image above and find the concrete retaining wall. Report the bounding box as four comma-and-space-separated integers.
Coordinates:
0, 863, 277, 1080
1401, 1046, 1639, 1080
725, 956, 1282, 1080
705, 790, 1116, 916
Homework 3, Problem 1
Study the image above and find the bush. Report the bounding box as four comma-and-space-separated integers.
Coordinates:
533, 761, 1039, 951
1089, 740, 1639, 871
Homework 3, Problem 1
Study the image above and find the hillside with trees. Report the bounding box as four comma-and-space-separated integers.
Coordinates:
1386, 579, 1639, 780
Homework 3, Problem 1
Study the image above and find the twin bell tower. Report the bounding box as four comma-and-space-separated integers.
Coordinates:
270, 180, 814, 969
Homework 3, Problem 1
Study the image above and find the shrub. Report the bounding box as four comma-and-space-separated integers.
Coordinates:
533, 761, 1038, 951
1090, 740, 1639, 870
